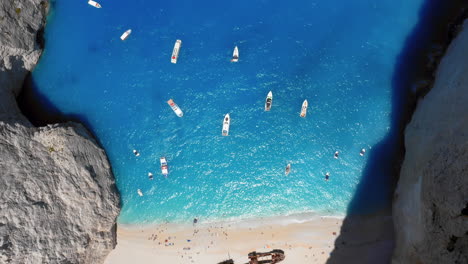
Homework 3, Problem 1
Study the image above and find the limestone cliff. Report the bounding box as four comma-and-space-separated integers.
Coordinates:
392, 20, 468, 264
0, 1, 120, 263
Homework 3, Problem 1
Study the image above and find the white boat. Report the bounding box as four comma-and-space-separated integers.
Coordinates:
285, 164, 291, 176
231, 46, 239, 62
222, 114, 230, 136
300, 99, 308, 117
167, 99, 183, 117
265, 91, 273, 111
148, 172, 154, 180
334, 151, 339, 159
325, 172, 330, 181
133, 149, 140, 156
137, 189, 143, 196
120, 29, 132, 41
171, 39, 182, 64
88, 0, 101, 8
160, 157, 168, 176
360, 148, 366, 156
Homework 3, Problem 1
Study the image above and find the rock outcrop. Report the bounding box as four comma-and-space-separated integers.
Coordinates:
392, 20, 468, 264
0, 1, 120, 263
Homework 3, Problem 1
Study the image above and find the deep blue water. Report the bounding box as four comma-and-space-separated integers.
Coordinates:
32, 0, 424, 224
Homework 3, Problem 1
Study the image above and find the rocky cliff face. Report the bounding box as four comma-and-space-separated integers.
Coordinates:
392, 20, 468, 264
0, 1, 120, 263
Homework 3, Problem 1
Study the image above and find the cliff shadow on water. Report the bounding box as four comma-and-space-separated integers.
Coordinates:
17, 73, 103, 147
327, 1, 468, 263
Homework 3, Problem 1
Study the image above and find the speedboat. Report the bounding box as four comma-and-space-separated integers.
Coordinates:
167, 99, 184, 117
160, 157, 169, 176
285, 164, 291, 176
231, 46, 239, 62
171, 39, 182, 64
137, 189, 143, 196
265, 91, 273, 111
300, 99, 308, 117
325, 172, 330, 181
120, 29, 132, 41
360, 148, 366, 156
88, 0, 101, 8
334, 151, 339, 159
133, 149, 140, 156
222, 114, 230, 136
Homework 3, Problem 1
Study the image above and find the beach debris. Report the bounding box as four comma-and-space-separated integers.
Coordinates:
137, 189, 143, 196
325, 172, 330, 181
133, 149, 140, 156
360, 148, 366, 156
167, 99, 184, 117
120, 29, 132, 41
88, 0, 102, 8
248, 249, 285, 264
171, 39, 182, 64
148, 172, 153, 180
334, 151, 339, 159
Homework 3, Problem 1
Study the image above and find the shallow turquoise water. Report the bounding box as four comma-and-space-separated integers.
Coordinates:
32, 0, 423, 224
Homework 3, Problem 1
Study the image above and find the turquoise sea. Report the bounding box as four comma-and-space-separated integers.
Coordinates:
31, 0, 425, 224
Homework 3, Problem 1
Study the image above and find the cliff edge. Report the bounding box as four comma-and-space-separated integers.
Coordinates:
392, 20, 468, 264
0, 1, 120, 263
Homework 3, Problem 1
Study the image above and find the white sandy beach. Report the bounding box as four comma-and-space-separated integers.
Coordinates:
104, 214, 344, 264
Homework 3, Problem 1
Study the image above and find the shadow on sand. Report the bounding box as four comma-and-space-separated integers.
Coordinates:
326, 1, 467, 263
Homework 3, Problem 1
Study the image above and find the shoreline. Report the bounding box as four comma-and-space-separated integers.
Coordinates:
105, 214, 345, 264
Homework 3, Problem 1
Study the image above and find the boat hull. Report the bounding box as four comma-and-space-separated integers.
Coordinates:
231, 46, 239, 62
167, 99, 183, 117
171, 40, 182, 64
120, 29, 132, 41
222, 114, 230, 136
300, 100, 308, 117
265, 91, 273, 111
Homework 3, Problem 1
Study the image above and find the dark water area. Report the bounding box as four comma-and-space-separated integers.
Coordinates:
346, 0, 468, 215
328, 0, 468, 263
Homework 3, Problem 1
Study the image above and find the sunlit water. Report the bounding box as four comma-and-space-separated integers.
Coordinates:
33, 0, 423, 224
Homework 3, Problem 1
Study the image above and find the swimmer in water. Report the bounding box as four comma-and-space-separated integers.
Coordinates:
360, 148, 366, 156
148, 172, 153, 180
334, 151, 339, 159
133, 149, 140, 157
325, 172, 330, 181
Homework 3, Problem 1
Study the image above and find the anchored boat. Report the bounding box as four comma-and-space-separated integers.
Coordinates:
300, 99, 308, 117
285, 164, 291, 176
265, 91, 273, 111
171, 40, 182, 64
120, 29, 132, 41
222, 114, 230, 136
167, 99, 183, 117
160, 157, 168, 176
88, 0, 101, 8
231, 46, 239, 62
137, 189, 143, 196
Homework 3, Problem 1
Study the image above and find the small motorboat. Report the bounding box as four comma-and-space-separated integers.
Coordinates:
325, 172, 330, 181
222, 114, 230, 136
171, 39, 182, 64
300, 99, 308, 117
133, 149, 140, 156
334, 151, 339, 159
265, 91, 273, 111
285, 164, 291, 176
148, 172, 154, 180
231, 46, 239, 62
88, 0, 101, 8
160, 157, 169, 176
137, 189, 143, 196
167, 99, 184, 117
120, 29, 132, 41
360, 148, 366, 156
